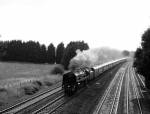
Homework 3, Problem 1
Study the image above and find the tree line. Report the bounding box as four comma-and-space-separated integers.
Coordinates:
133, 28, 150, 89
0, 40, 89, 69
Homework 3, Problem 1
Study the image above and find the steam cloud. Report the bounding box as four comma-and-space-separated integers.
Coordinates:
69, 47, 123, 70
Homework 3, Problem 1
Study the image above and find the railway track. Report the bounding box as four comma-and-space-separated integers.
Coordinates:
132, 68, 144, 98
33, 94, 69, 114
124, 63, 130, 114
137, 74, 145, 87
117, 62, 133, 114
0, 83, 62, 114
129, 65, 143, 114
93, 63, 128, 114
33, 84, 87, 114
133, 68, 145, 88
93, 62, 144, 114
32, 94, 65, 114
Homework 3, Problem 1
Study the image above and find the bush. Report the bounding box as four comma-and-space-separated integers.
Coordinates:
43, 81, 53, 86
23, 86, 39, 95
22, 81, 42, 95
51, 65, 64, 74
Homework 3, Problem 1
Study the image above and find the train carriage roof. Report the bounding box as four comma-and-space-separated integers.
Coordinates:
92, 58, 127, 70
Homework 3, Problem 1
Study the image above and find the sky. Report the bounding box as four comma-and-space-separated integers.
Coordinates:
0, 0, 150, 51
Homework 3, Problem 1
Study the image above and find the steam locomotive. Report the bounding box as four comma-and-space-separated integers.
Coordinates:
62, 58, 127, 96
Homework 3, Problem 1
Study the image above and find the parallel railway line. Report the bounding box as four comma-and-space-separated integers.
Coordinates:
133, 68, 145, 88
93, 63, 128, 114
109, 66, 126, 114
16, 89, 64, 114
93, 62, 145, 114
0, 83, 62, 114
32, 94, 65, 114
35, 94, 68, 114
0, 82, 87, 114
129, 66, 143, 114
137, 74, 145, 87
33, 84, 88, 114
132, 68, 144, 98
125, 64, 129, 114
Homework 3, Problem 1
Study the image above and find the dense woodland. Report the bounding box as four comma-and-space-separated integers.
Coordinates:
0, 40, 89, 69
134, 28, 150, 89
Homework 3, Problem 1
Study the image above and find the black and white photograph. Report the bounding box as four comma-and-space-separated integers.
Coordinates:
0, 0, 150, 114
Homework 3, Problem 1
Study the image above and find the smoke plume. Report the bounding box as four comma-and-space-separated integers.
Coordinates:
69, 47, 123, 70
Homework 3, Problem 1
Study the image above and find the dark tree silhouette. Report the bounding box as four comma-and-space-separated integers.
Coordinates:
56, 42, 65, 64
61, 41, 89, 69
39, 44, 47, 63
0, 41, 7, 60
0, 40, 89, 67
134, 28, 150, 89
47, 43, 55, 64
0, 40, 48, 63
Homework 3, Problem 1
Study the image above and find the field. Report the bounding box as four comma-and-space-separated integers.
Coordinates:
0, 62, 62, 107
0, 62, 58, 79
0, 62, 62, 86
